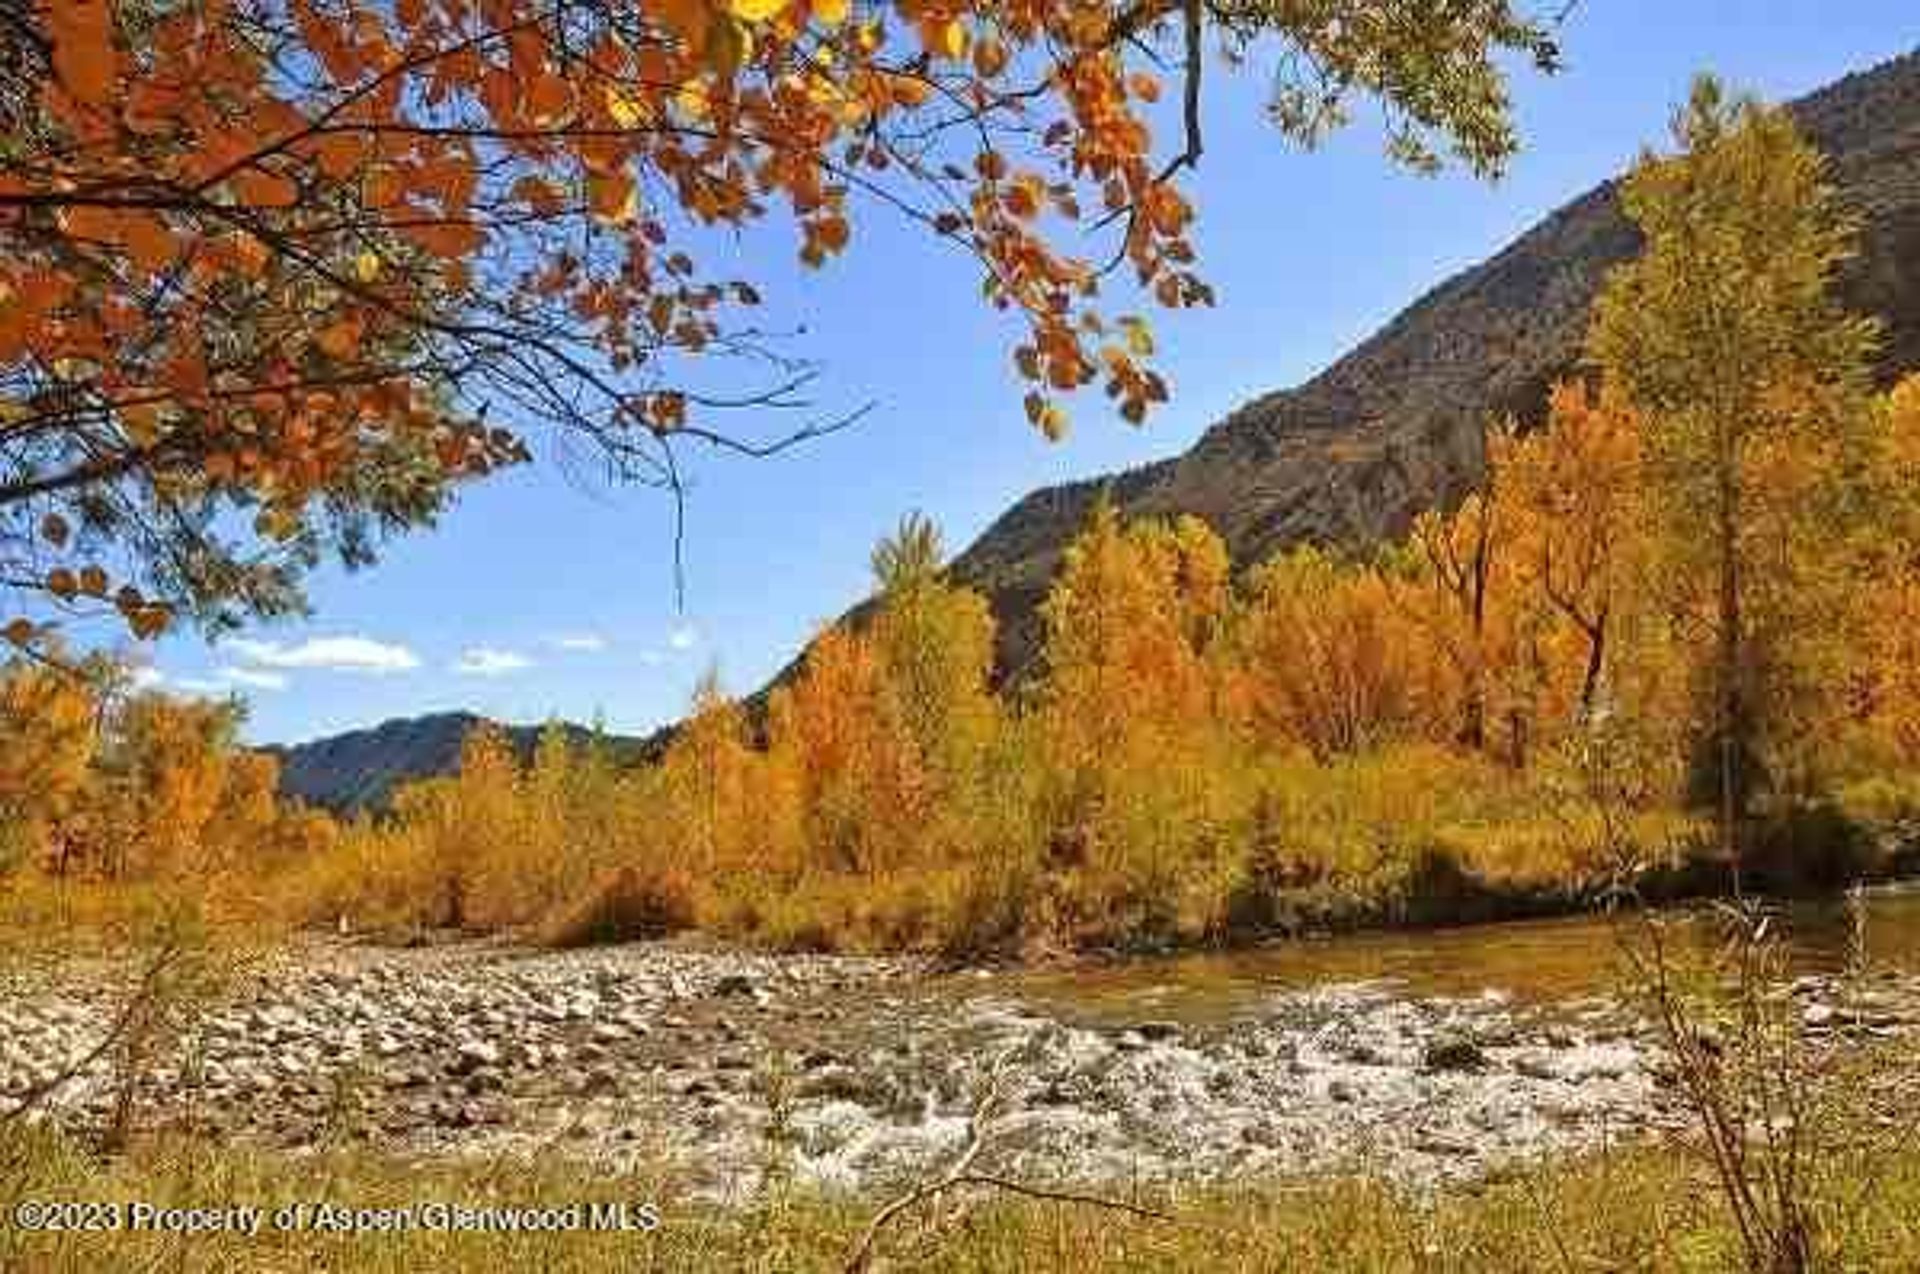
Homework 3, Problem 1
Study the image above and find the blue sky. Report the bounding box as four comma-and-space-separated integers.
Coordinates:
140, 3, 1918, 745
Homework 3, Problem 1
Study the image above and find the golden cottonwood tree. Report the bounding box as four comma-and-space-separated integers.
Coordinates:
866, 512, 997, 800
1852, 376, 1920, 763
768, 624, 925, 874
0, 659, 331, 891
1033, 497, 1232, 915
1490, 381, 1644, 726
1038, 497, 1227, 759
1401, 489, 1503, 753
1589, 76, 1879, 876
658, 669, 759, 875
1231, 545, 1425, 759
0, 655, 98, 869
1, 1, 1560, 651
401, 721, 522, 926
91, 692, 240, 878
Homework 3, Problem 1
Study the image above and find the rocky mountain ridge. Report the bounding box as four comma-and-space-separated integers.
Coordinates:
269, 713, 646, 813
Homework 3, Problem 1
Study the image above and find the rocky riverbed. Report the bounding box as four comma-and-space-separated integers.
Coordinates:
3, 936, 1915, 1200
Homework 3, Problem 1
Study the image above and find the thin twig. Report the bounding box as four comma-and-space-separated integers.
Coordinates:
0, 938, 183, 1128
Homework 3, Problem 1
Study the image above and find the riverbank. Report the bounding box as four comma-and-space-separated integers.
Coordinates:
280, 745, 1920, 962
9, 891, 1920, 1201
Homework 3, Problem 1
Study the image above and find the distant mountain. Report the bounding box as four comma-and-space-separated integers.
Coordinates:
275, 50, 1920, 812
268, 713, 647, 813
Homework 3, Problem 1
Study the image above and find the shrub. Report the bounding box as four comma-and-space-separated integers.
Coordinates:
536, 866, 696, 948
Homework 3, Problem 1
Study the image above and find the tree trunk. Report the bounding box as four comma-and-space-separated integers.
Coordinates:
1463, 509, 1493, 751
1577, 610, 1608, 722
1717, 426, 1744, 895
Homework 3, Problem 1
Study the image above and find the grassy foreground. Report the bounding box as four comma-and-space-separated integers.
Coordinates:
4, 1124, 1920, 1272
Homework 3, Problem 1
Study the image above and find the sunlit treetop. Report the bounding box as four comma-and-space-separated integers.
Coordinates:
0, 0, 1559, 653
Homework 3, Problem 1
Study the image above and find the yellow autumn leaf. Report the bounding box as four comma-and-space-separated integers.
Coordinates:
605, 84, 649, 129
1038, 402, 1067, 441
589, 171, 640, 227
675, 80, 712, 120
729, 0, 785, 23
1122, 316, 1155, 357
354, 251, 382, 283
811, 0, 850, 25
926, 17, 967, 61
122, 400, 162, 444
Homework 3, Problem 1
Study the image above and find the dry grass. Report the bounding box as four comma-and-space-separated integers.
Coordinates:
5, 1123, 1920, 1272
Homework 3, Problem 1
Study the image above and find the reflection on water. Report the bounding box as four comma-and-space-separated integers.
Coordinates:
1007, 882, 1920, 1027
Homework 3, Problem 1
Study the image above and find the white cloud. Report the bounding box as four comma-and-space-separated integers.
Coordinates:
668, 622, 700, 652
453, 646, 534, 678
167, 667, 288, 696
221, 667, 289, 691
637, 649, 666, 667
173, 676, 234, 697
227, 635, 420, 675
549, 633, 608, 653
129, 667, 165, 691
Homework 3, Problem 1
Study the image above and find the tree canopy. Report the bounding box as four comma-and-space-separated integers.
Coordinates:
1, 0, 1560, 654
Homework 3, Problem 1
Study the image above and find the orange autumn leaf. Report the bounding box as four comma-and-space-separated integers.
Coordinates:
315, 318, 362, 360
404, 220, 485, 258
48, 0, 118, 107
232, 167, 301, 209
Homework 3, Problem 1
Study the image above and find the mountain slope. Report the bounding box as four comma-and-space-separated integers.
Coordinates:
947, 49, 1920, 678
268, 713, 646, 813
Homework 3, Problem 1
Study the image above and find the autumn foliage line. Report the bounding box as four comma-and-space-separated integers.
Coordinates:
0, 653, 334, 937
279, 384, 1920, 957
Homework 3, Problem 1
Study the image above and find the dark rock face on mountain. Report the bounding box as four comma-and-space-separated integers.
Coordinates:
269, 713, 644, 813
948, 49, 1920, 680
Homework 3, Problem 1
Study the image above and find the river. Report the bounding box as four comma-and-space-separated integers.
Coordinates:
5, 885, 1917, 1199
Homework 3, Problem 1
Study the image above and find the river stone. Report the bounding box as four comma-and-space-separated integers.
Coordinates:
1422, 1036, 1489, 1073
1515, 1054, 1558, 1081
449, 1040, 500, 1075
464, 1067, 505, 1095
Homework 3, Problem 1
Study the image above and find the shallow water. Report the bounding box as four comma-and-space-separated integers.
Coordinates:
1006, 881, 1920, 1028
